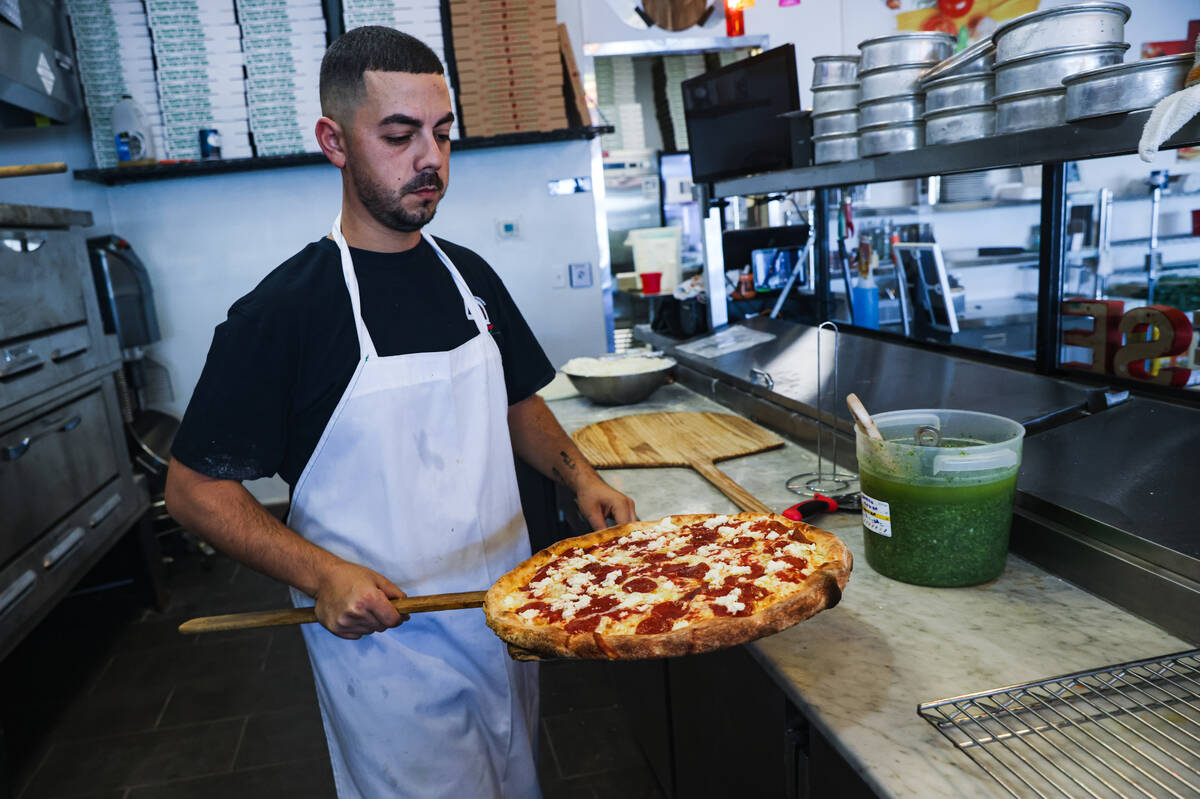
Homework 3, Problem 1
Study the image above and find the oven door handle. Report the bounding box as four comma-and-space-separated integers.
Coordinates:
1, 415, 82, 461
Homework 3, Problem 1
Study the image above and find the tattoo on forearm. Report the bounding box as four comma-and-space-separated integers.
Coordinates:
551, 466, 565, 485
559, 451, 576, 471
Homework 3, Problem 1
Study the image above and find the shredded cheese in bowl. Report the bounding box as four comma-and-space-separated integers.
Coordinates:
561, 356, 675, 377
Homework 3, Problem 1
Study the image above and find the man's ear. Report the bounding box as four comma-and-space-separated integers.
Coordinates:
316, 116, 348, 168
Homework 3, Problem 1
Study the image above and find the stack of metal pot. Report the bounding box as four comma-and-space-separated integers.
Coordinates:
856, 32, 955, 156
811, 55, 860, 164
920, 36, 996, 145
992, 1, 1131, 133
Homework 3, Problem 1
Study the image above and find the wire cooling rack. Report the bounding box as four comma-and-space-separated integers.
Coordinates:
918, 649, 1200, 799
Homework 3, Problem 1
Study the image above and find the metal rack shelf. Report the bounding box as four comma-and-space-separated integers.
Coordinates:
919, 649, 1200, 799
713, 111, 1200, 198
74, 125, 614, 186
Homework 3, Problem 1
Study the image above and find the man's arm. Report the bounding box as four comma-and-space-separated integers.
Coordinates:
507, 394, 636, 530
164, 458, 407, 638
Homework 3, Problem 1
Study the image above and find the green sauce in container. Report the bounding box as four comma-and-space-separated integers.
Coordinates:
856, 412, 1025, 587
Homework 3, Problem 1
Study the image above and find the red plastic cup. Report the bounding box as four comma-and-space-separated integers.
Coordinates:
640, 271, 663, 294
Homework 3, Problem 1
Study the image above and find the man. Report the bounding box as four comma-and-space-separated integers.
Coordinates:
165, 26, 636, 799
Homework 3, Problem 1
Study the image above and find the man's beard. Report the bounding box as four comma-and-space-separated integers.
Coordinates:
351, 163, 445, 233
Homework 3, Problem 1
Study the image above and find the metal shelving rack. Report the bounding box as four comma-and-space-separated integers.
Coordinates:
699, 111, 1200, 395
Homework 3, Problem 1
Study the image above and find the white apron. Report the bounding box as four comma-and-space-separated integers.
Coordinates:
286, 216, 540, 799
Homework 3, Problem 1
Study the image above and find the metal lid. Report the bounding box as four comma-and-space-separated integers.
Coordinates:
810, 108, 860, 119
922, 71, 995, 91
994, 1, 1131, 39
812, 83, 859, 92
993, 86, 1067, 103
993, 41, 1130, 68
923, 103, 996, 120
858, 31, 955, 50
858, 62, 935, 78
858, 120, 925, 133
857, 92, 923, 107
813, 55, 859, 63
811, 132, 860, 142
1061, 52, 1194, 85
919, 36, 996, 85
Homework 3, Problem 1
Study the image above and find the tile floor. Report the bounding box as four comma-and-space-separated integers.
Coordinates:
1, 538, 665, 799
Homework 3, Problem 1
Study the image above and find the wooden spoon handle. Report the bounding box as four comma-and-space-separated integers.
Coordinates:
178, 590, 488, 634
846, 393, 884, 441
689, 459, 772, 513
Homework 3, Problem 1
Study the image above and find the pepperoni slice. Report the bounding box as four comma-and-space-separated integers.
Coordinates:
729, 536, 755, 548
516, 601, 549, 615
690, 529, 719, 545
748, 520, 789, 537
642, 552, 670, 564
650, 601, 688, 619
565, 615, 602, 633
624, 577, 657, 593
578, 595, 620, 616
736, 582, 769, 602
660, 562, 709, 579
781, 555, 809, 571
789, 528, 813, 544
635, 615, 674, 634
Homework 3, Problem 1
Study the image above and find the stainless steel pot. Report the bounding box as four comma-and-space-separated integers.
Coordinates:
812, 84, 860, 114
925, 104, 996, 145
812, 110, 859, 137
994, 42, 1128, 95
993, 2, 1130, 63
859, 121, 923, 156
1064, 53, 1193, 121
924, 73, 994, 114
994, 87, 1067, 133
813, 132, 859, 164
859, 64, 929, 103
921, 35, 996, 85
812, 55, 860, 88
858, 94, 924, 127
858, 32, 955, 72
563, 360, 676, 405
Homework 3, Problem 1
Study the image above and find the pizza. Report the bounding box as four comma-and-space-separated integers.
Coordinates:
484, 513, 851, 660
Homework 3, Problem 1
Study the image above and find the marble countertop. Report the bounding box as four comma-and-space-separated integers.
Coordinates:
546, 382, 1190, 799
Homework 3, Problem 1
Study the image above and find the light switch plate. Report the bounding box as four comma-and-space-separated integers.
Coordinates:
569, 262, 593, 289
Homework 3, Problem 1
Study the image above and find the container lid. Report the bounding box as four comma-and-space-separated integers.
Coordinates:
994, 1, 1130, 41
858, 120, 925, 133
813, 55, 859, 63
811, 132, 860, 142
921, 71, 995, 92
1061, 52, 1194, 85
923, 103, 996, 120
857, 92, 923, 108
858, 62, 936, 78
810, 108, 860, 120
993, 41, 1129, 69
858, 31, 955, 50
812, 83, 859, 92
994, 86, 1067, 103
919, 36, 996, 86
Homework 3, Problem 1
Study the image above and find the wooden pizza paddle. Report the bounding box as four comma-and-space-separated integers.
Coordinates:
178, 590, 487, 634
570, 412, 784, 514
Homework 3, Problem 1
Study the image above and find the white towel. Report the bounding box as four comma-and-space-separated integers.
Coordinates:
1139, 39, 1200, 162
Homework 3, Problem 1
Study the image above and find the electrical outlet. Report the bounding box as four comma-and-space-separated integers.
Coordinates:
569, 262, 593, 289
551, 265, 568, 289
495, 218, 521, 239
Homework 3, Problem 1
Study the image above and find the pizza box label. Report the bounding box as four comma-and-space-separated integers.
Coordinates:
862, 493, 892, 537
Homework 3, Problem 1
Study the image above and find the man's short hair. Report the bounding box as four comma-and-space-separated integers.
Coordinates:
320, 26, 445, 123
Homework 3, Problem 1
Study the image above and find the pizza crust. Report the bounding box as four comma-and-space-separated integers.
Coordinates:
484, 513, 852, 660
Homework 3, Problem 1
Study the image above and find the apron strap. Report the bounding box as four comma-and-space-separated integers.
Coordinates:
422, 231, 490, 338
330, 212, 378, 360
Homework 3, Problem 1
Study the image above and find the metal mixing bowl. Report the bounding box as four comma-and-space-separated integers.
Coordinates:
563, 359, 677, 405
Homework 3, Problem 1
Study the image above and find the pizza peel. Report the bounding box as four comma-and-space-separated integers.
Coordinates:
570, 411, 784, 514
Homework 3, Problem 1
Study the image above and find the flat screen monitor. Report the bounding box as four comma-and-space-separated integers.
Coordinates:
682, 44, 799, 184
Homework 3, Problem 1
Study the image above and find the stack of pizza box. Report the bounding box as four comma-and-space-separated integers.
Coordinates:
448, 0, 566, 137
66, 0, 163, 167
237, 0, 327, 156
146, 0, 253, 160
341, 0, 460, 140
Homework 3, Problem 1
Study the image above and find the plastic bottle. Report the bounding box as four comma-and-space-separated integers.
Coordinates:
112, 95, 156, 165
852, 252, 880, 330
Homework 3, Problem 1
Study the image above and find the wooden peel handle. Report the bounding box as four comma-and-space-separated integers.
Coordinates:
178, 590, 488, 634
0, 162, 67, 179
689, 459, 772, 514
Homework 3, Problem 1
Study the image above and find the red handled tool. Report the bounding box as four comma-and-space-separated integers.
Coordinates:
783, 492, 862, 522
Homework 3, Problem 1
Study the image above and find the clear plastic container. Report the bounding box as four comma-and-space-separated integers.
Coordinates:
856, 409, 1024, 587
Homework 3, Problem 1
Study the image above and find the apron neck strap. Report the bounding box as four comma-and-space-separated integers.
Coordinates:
329, 216, 491, 360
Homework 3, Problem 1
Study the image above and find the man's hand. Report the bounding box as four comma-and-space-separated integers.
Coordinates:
314, 561, 410, 639
575, 477, 637, 531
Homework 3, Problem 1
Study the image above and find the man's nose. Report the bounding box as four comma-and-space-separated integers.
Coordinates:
412, 129, 445, 173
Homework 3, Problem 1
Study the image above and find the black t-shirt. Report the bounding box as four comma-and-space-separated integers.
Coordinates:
172, 236, 555, 486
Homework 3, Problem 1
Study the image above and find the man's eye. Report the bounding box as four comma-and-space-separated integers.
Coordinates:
386, 135, 412, 144
436, 132, 451, 142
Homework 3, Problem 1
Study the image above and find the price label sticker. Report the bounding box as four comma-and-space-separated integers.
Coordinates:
861, 493, 892, 537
